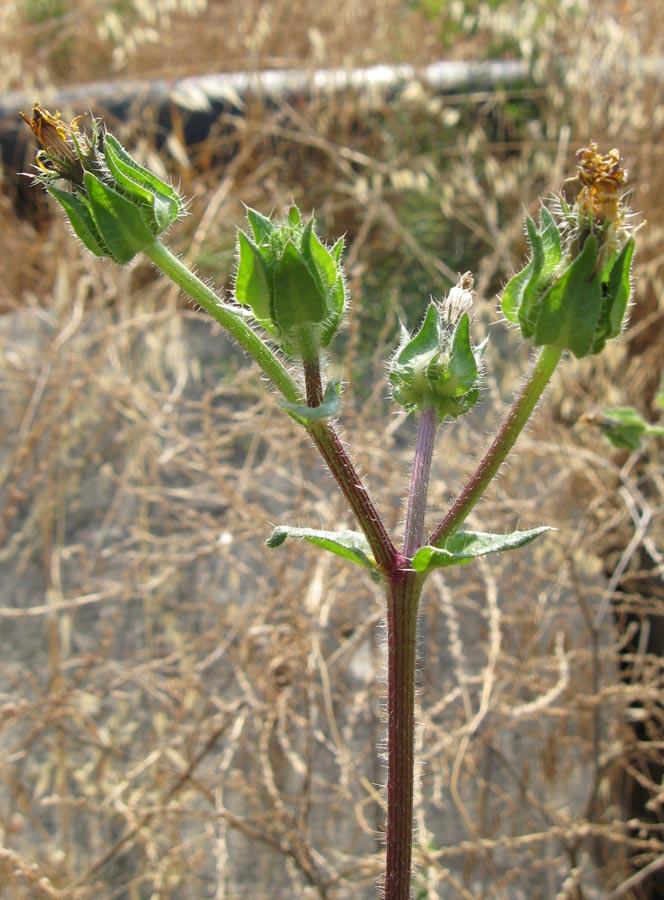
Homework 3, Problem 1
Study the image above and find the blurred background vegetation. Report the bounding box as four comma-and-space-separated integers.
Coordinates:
1, 1, 663, 897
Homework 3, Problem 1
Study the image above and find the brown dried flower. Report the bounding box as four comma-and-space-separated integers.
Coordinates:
575, 141, 627, 224
20, 103, 90, 185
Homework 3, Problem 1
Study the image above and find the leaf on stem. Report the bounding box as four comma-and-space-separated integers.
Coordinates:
412, 526, 552, 573
282, 379, 341, 424
593, 406, 664, 450
266, 525, 380, 581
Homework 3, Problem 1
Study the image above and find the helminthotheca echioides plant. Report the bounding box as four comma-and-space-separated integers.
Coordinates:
22, 103, 638, 899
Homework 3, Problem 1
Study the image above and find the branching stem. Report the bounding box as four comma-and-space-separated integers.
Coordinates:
430, 343, 563, 546
403, 405, 437, 558
143, 240, 301, 404
302, 357, 398, 576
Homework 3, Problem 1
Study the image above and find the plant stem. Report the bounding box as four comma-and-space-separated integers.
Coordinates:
300, 354, 396, 573
430, 343, 563, 547
143, 240, 301, 404
308, 420, 399, 576
383, 404, 437, 900
303, 356, 324, 408
299, 325, 417, 899
384, 570, 423, 900
403, 405, 437, 558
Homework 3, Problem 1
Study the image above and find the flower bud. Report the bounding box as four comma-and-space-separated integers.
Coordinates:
21, 105, 184, 264
389, 273, 484, 421
234, 206, 347, 361
501, 143, 636, 359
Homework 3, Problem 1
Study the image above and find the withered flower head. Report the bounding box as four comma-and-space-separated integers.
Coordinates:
20, 103, 100, 187
575, 141, 628, 225
439, 271, 474, 326
554, 141, 634, 271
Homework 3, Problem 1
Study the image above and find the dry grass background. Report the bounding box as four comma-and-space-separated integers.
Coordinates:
1, 0, 664, 898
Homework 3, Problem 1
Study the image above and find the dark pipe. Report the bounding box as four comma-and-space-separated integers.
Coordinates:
1, 60, 529, 189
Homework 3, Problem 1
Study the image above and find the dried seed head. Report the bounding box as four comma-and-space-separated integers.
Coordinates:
439, 271, 474, 326
20, 103, 90, 185
575, 141, 627, 224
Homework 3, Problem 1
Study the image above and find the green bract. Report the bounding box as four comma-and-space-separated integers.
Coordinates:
234, 206, 347, 361
103, 135, 182, 237
389, 278, 485, 422
502, 205, 635, 359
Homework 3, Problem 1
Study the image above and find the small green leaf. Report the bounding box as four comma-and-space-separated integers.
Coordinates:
422, 314, 476, 419
282, 379, 341, 424
330, 236, 344, 263
516, 217, 547, 338
46, 185, 108, 257
288, 205, 302, 227
534, 235, 601, 358
589, 238, 635, 355
271, 241, 327, 331
537, 207, 563, 282
84, 172, 154, 263
301, 227, 346, 346
103, 133, 181, 232
235, 230, 272, 321
501, 258, 534, 324
606, 237, 635, 339
434, 313, 480, 413
502, 210, 563, 336
304, 227, 337, 290
599, 406, 664, 450
412, 526, 552, 573
246, 206, 274, 246
396, 303, 439, 368
266, 526, 380, 580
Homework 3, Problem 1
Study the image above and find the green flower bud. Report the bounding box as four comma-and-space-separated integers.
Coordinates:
501, 143, 636, 359
389, 273, 485, 422
234, 205, 347, 361
21, 105, 184, 264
